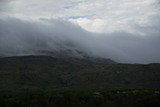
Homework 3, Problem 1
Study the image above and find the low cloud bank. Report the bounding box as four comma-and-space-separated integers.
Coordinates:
0, 17, 160, 64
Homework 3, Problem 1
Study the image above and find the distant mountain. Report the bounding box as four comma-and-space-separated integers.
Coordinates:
0, 55, 160, 90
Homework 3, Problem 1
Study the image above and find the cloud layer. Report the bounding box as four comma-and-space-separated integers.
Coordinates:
0, 0, 159, 34
0, 0, 160, 63
0, 17, 160, 63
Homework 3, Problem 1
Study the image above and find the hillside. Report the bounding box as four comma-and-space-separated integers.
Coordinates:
0, 55, 160, 90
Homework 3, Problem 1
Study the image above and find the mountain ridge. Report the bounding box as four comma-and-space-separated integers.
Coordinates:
0, 55, 160, 90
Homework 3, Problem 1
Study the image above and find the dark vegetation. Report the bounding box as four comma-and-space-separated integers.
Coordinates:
0, 89, 160, 107
0, 56, 160, 106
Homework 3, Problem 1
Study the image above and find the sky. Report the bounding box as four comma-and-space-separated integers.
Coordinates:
0, 0, 160, 63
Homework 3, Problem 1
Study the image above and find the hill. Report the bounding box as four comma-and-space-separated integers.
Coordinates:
0, 55, 160, 90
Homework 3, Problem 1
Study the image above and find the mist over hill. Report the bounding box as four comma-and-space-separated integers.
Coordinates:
0, 18, 160, 64
0, 1, 160, 106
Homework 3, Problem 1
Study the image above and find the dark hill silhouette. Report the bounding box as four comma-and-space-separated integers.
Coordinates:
0, 55, 160, 90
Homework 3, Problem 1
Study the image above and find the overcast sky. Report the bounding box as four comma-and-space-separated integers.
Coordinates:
0, 0, 160, 63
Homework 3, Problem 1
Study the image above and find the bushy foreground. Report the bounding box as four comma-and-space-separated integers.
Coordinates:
0, 89, 160, 107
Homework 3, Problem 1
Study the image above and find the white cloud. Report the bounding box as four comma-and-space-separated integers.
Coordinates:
0, 0, 159, 34
68, 0, 160, 34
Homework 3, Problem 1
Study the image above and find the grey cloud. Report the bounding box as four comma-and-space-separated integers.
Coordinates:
0, 0, 11, 2
0, 0, 11, 11
0, 17, 160, 64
